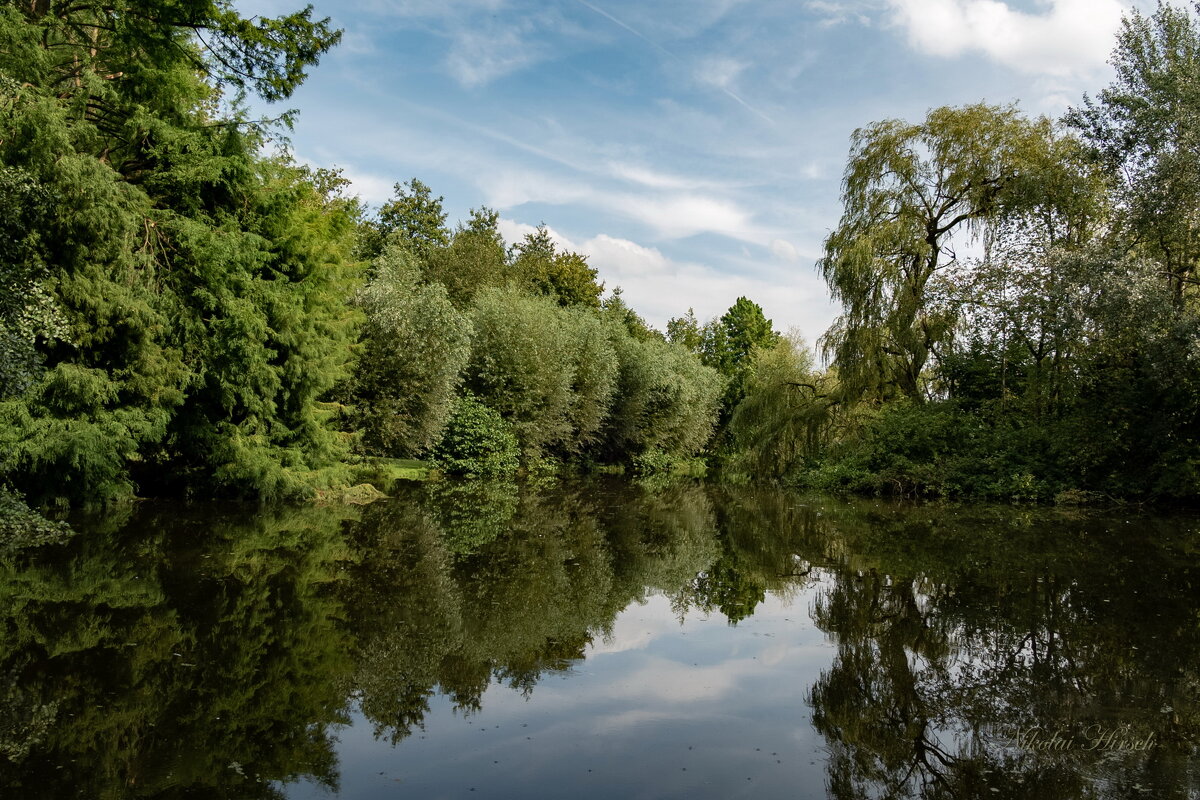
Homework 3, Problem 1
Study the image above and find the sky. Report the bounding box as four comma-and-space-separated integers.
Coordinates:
234, 0, 1149, 348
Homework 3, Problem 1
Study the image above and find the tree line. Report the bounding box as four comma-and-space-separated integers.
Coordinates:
0, 0, 786, 512
5, 0, 1200, 511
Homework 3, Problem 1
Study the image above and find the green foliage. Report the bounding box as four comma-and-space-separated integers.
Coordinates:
819, 104, 1083, 401
803, 23, 1200, 501
601, 287, 661, 342
463, 287, 623, 463
0, 164, 65, 399
352, 246, 473, 457
370, 178, 450, 262
665, 308, 704, 352
795, 400, 1077, 501
424, 207, 510, 307
727, 335, 836, 481
564, 307, 620, 451
1068, 1, 1200, 299
0, 490, 73, 552
0, 2, 360, 504
602, 332, 725, 465
464, 288, 579, 460
509, 225, 604, 308
703, 296, 780, 416
429, 393, 520, 478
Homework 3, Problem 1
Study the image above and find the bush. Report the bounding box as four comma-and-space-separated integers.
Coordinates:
0, 489, 74, 551
429, 394, 519, 478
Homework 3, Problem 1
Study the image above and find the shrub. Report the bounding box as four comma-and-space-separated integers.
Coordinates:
429, 394, 519, 478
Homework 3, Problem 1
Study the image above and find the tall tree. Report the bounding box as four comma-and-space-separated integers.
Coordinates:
0, 0, 353, 503
352, 246, 473, 457
425, 207, 510, 307
666, 308, 703, 352
818, 104, 1076, 401
1068, 1, 1200, 303
510, 225, 604, 308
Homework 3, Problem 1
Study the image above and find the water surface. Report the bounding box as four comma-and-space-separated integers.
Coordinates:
2, 481, 1198, 798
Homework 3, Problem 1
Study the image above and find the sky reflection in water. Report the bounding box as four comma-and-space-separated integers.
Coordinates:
2, 482, 1198, 799
291, 591, 836, 800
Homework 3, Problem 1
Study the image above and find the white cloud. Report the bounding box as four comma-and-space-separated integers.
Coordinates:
771, 238, 799, 262
496, 218, 578, 251
695, 56, 747, 91
580, 234, 671, 277
342, 168, 395, 206
484, 169, 761, 242
886, 0, 1127, 78
444, 21, 546, 87
806, 0, 871, 27
607, 162, 727, 192
611, 659, 745, 703
622, 194, 758, 240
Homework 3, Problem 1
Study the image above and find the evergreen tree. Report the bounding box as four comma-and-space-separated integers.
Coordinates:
0, 0, 353, 503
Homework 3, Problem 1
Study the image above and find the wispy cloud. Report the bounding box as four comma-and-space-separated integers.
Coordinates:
607, 162, 728, 191
444, 20, 548, 87
805, 0, 872, 27
574, 0, 674, 60
694, 56, 775, 124
575, 0, 774, 123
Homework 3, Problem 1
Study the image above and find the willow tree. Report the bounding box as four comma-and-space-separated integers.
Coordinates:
818, 104, 1076, 401
352, 246, 473, 457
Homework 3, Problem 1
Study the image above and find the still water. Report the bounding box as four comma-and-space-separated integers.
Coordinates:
2, 480, 1198, 799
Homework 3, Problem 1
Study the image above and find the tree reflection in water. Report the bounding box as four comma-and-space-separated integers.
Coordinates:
0, 483, 1197, 798
803, 504, 1200, 799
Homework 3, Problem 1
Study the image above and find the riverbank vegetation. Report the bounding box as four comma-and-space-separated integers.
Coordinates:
4, 1, 1200, 511
770, 3, 1200, 502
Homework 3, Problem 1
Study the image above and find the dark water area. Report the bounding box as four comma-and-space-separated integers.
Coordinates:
2, 480, 1199, 799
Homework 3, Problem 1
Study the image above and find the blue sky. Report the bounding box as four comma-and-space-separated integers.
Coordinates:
236, 0, 1146, 347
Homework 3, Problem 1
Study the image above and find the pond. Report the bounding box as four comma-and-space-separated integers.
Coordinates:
1, 480, 1198, 799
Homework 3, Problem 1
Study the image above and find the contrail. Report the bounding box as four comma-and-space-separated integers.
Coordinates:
573, 0, 775, 125
575, 0, 674, 60
719, 87, 774, 125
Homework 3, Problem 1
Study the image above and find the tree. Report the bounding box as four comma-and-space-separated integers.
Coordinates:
372, 178, 450, 262
728, 335, 836, 480
0, 1, 355, 503
666, 308, 703, 352
352, 246, 473, 457
1068, 1, 1200, 303
424, 207, 510, 307
463, 287, 580, 463
0, 165, 66, 400
510, 225, 604, 308
818, 104, 1076, 401
601, 287, 660, 342
704, 297, 779, 415
601, 331, 725, 467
